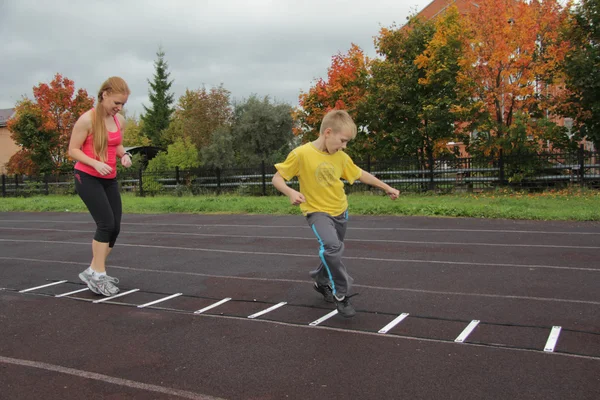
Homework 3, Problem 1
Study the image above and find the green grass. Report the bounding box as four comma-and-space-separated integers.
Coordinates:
2, 189, 600, 221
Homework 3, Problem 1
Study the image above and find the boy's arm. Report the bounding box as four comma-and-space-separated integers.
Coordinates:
272, 172, 306, 205
358, 170, 400, 200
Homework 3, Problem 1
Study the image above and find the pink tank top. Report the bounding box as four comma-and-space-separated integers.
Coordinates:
74, 112, 122, 179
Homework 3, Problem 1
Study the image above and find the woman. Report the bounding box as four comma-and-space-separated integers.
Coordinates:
68, 76, 132, 296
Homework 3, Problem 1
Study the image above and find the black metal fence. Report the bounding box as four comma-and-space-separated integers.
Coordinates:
3, 147, 600, 197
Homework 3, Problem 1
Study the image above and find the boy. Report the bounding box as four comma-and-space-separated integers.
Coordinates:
272, 110, 399, 318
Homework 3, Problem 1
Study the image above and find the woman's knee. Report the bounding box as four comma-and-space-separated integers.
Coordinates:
94, 220, 116, 242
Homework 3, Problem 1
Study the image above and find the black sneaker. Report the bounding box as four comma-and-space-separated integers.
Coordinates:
334, 294, 358, 318
313, 282, 334, 303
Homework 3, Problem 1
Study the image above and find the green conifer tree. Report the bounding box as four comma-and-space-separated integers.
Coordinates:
141, 48, 174, 147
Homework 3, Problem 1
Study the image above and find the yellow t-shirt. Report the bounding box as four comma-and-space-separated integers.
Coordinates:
275, 143, 363, 216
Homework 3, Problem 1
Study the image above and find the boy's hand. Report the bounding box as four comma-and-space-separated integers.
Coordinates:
387, 187, 400, 200
289, 190, 306, 206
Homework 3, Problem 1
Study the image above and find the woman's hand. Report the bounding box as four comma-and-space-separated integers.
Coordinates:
94, 161, 113, 176
121, 154, 132, 168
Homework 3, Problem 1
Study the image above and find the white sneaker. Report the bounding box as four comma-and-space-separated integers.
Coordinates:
79, 270, 120, 296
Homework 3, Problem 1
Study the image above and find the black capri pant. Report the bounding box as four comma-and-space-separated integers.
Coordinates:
74, 170, 122, 247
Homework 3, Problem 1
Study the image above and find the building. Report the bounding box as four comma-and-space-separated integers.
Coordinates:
0, 108, 19, 174
416, 0, 472, 20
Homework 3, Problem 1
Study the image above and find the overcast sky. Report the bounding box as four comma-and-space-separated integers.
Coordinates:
0, 0, 432, 117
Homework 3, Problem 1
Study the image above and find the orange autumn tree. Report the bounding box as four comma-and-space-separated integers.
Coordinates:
455, 0, 574, 156
295, 44, 370, 155
7, 73, 94, 175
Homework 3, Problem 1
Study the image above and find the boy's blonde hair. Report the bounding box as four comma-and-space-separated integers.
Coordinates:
319, 109, 357, 139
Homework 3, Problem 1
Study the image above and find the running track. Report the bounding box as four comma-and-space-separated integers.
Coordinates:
1, 211, 599, 399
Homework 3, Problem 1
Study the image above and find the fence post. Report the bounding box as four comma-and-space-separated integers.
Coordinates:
498, 149, 504, 186
1, 174, 5, 197
367, 154, 371, 173
578, 144, 585, 186
138, 168, 144, 197
216, 168, 221, 195
428, 152, 435, 191
44, 174, 49, 195
14, 174, 18, 190
261, 160, 266, 196
175, 166, 180, 185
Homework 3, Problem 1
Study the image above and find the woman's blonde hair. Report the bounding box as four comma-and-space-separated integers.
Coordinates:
319, 109, 357, 139
93, 76, 130, 161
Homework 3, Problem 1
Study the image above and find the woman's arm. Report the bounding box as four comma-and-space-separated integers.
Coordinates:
68, 111, 112, 176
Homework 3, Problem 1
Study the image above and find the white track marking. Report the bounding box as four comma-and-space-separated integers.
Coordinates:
93, 289, 140, 303
1, 218, 599, 235
378, 313, 410, 334
1, 226, 600, 249
55, 288, 89, 297
2, 256, 599, 305
194, 298, 232, 314
0, 355, 225, 400
137, 293, 183, 308
544, 326, 562, 352
455, 320, 481, 343
247, 302, 287, 319
2, 240, 599, 275
309, 310, 339, 326
19, 280, 67, 293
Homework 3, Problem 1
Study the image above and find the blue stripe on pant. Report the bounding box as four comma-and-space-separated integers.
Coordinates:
307, 211, 353, 297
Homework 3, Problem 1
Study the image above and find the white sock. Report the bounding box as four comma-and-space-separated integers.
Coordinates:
334, 294, 345, 301
85, 266, 94, 274
93, 270, 107, 277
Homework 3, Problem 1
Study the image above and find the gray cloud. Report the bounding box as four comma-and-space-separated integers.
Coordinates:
0, 0, 429, 116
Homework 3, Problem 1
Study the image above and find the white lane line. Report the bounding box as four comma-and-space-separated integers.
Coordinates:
137, 293, 183, 308
55, 288, 89, 297
2, 218, 599, 235
378, 313, 410, 334
4, 241, 600, 275
455, 320, 481, 343
4, 256, 599, 306
19, 280, 68, 293
309, 310, 338, 326
194, 298, 232, 314
247, 302, 287, 319
2, 227, 600, 249
0, 355, 226, 400
544, 326, 562, 352
93, 289, 140, 303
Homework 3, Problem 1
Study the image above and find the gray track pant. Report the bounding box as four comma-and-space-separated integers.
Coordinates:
307, 211, 353, 297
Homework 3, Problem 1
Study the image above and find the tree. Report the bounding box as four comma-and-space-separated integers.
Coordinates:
564, 0, 600, 149
296, 44, 370, 148
6, 74, 94, 175
231, 95, 294, 165
363, 16, 444, 161
165, 137, 200, 170
122, 114, 151, 147
201, 126, 236, 169
141, 48, 174, 147
455, 0, 574, 155
170, 85, 233, 153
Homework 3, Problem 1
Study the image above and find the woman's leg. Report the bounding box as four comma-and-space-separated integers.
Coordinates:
75, 171, 115, 273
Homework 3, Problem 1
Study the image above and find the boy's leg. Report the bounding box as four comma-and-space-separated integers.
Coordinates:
307, 212, 353, 298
